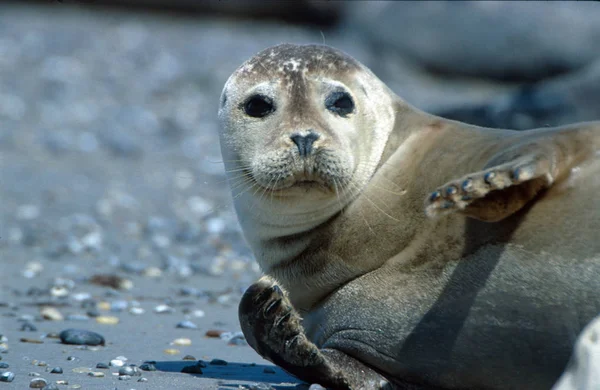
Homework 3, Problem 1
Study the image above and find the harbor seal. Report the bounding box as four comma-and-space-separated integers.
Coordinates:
217, 44, 600, 389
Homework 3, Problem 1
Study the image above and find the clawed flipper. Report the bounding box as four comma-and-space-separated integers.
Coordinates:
239, 276, 392, 390
425, 154, 554, 222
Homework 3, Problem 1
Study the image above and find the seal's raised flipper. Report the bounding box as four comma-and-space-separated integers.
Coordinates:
425, 126, 600, 222
424, 153, 553, 222
239, 276, 392, 390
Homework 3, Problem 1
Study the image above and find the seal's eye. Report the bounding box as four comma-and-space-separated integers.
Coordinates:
325, 91, 354, 117
244, 95, 274, 118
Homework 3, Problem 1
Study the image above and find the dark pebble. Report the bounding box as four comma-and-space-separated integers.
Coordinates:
59, 329, 105, 346
139, 363, 156, 371
0, 372, 14, 382
95, 363, 109, 369
49, 367, 63, 374
21, 322, 38, 331
181, 364, 203, 374
205, 329, 224, 338
66, 356, 77, 361
209, 358, 227, 366
263, 367, 276, 374
0, 363, 8, 368
182, 355, 196, 361
29, 377, 48, 388
20, 338, 43, 344
176, 320, 197, 329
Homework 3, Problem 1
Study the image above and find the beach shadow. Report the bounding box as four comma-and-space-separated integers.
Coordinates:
151, 359, 302, 388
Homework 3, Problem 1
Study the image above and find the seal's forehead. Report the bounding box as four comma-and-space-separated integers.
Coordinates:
233, 44, 362, 82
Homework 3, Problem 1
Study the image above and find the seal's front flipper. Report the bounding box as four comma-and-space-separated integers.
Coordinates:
238, 276, 391, 390
425, 153, 553, 222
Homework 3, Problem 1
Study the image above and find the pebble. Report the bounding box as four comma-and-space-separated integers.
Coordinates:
118, 375, 131, 381
0, 372, 14, 382
154, 304, 174, 314
50, 367, 63, 374
139, 363, 156, 372
110, 300, 128, 312
263, 367, 276, 374
95, 363, 108, 369
42, 384, 59, 390
20, 338, 43, 344
40, 307, 64, 321
21, 322, 38, 331
138, 377, 148, 382
55, 380, 68, 385
308, 385, 326, 390
0, 363, 8, 368
87, 372, 104, 378
181, 363, 203, 374
59, 329, 105, 346
66, 356, 77, 361
66, 314, 89, 322
171, 338, 191, 346
164, 349, 179, 355
209, 358, 227, 366
191, 309, 206, 318
50, 286, 70, 298
118, 366, 141, 377
95, 316, 119, 325
176, 320, 197, 329
109, 359, 125, 367
71, 368, 91, 374
129, 307, 145, 315
182, 355, 196, 361
205, 329, 224, 338
29, 378, 48, 388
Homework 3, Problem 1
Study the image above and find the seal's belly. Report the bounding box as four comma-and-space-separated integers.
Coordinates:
305, 251, 600, 389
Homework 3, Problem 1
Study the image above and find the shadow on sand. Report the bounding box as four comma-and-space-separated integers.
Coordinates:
151, 359, 302, 389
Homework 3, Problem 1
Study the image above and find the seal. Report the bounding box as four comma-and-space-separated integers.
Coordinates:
217, 43, 600, 389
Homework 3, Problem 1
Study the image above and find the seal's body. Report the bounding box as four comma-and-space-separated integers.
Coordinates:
218, 44, 600, 389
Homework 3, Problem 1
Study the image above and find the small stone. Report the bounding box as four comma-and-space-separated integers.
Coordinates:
139, 363, 156, 372
40, 307, 64, 321
171, 338, 191, 346
227, 333, 247, 346
49, 367, 63, 374
29, 372, 40, 377
36, 361, 48, 367
138, 377, 148, 382
50, 286, 70, 298
143, 266, 162, 278
59, 329, 105, 346
176, 320, 197, 329
66, 314, 89, 322
154, 304, 174, 314
204, 329, 224, 338
29, 378, 47, 388
95, 316, 119, 325
20, 338, 43, 344
42, 384, 59, 390
182, 355, 196, 361
87, 372, 104, 378
109, 359, 124, 367
0, 372, 14, 382
191, 309, 205, 318
263, 367, 276, 374
163, 349, 179, 355
95, 363, 108, 369
21, 322, 38, 331
118, 375, 131, 381
0, 363, 8, 368
55, 380, 68, 385
66, 356, 77, 361
110, 300, 128, 312
181, 363, 203, 374
209, 358, 227, 366
308, 385, 326, 390
118, 366, 141, 377
129, 307, 145, 315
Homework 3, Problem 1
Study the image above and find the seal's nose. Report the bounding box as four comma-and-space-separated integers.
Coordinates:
290, 131, 320, 157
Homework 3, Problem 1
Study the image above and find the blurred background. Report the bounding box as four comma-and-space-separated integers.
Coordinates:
0, 1, 599, 388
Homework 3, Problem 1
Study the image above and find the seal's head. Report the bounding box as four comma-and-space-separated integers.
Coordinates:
218, 44, 397, 240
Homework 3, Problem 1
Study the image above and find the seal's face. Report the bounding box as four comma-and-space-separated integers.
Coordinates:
219, 44, 395, 221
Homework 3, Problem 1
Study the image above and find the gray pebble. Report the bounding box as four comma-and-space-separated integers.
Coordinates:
0, 362, 8, 368
59, 329, 105, 346
42, 384, 59, 390
118, 365, 141, 377
209, 358, 227, 366
138, 377, 148, 382
21, 322, 38, 331
29, 378, 48, 388
0, 372, 15, 382
95, 363, 109, 369
118, 375, 131, 381
49, 367, 63, 374
176, 320, 197, 329
139, 363, 156, 371
66, 314, 89, 322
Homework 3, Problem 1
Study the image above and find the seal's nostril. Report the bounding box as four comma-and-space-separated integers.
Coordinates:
290, 131, 320, 157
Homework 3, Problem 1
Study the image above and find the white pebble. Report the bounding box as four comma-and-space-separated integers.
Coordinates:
154, 304, 174, 314
109, 359, 124, 367
129, 307, 145, 316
